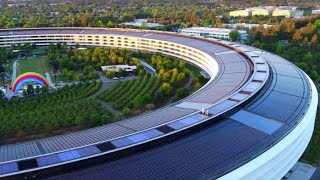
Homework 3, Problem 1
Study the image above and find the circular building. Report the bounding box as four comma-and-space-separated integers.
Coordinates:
0, 28, 317, 180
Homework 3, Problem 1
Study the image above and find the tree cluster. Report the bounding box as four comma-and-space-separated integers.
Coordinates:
0, 81, 112, 142
247, 14, 320, 83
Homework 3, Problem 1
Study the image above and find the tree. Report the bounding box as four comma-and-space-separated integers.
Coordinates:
141, 94, 152, 104
87, 72, 96, 79
0, 88, 4, 99
105, 70, 114, 79
81, 14, 88, 27
293, 30, 302, 41
24, 43, 31, 57
35, 85, 41, 95
154, 90, 164, 103
75, 43, 80, 49
311, 34, 318, 49
106, 21, 115, 28
159, 83, 172, 96
170, 68, 178, 84
176, 87, 189, 100
97, 20, 104, 27
297, 62, 308, 71
229, 30, 240, 41
133, 96, 143, 108
140, 23, 149, 29
118, 68, 125, 77
177, 72, 186, 83
162, 71, 171, 82
276, 45, 283, 54
27, 84, 35, 96
138, 69, 145, 76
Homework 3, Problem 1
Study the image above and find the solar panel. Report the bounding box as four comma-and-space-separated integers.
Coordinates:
272, 63, 300, 78
208, 100, 238, 115
179, 115, 202, 125
127, 133, 149, 143
76, 146, 101, 157
0, 162, 18, 175
168, 121, 188, 130
247, 91, 302, 122
37, 154, 61, 167
111, 137, 134, 148
142, 129, 164, 139
230, 110, 283, 135
58, 150, 81, 162
273, 75, 304, 97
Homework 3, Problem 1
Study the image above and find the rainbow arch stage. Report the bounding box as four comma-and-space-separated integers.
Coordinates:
12, 72, 49, 93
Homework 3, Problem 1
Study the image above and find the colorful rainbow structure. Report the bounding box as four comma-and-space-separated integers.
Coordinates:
12, 72, 49, 93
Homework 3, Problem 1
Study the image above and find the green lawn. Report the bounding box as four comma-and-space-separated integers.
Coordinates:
4, 59, 14, 74
17, 56, 51, 77
31, 48, 46, 55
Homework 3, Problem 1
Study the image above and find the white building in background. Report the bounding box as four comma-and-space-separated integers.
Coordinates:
273, 6, 304, 18
229, 10, 252, 17
251, 6, 273, 16
223, 23, 273, 29
229, 6, 303, 18
101, 65, 137, 73
179, 27, 248, 41
311, 9, 320, 14
120, 19, 163, 28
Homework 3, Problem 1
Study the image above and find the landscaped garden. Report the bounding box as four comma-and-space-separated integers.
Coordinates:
0, 44, 208, 145
0, 81, 112, 144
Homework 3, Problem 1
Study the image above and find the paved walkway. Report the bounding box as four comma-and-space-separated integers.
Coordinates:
91, 81, 119, 115
311, 167, 320, 180
45, 72, 54, 87
185, 69, 194, 88
11, 60, 17, 85
284, 162, 317, 180
137, 59, 157, 76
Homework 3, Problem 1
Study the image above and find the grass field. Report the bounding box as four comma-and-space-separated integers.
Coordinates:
31, 48, 46, 54
4, 59, 14, 74
17, 56, 51, 77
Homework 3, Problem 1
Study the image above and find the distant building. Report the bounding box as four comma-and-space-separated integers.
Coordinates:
312, 9, 320, 14
229, 10, 252, 17
251, 7, 273, 16
273, 7, 303, 18
101, 65, 137, 73
229, 6, 303, 18
120, 19, 164, 28
223, 23, 273, 29
178, 27, 248, 41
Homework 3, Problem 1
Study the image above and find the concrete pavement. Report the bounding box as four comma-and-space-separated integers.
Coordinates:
11, 60, 17, 85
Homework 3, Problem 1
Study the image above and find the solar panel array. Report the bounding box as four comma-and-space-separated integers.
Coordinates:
49, 46, 311, 180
